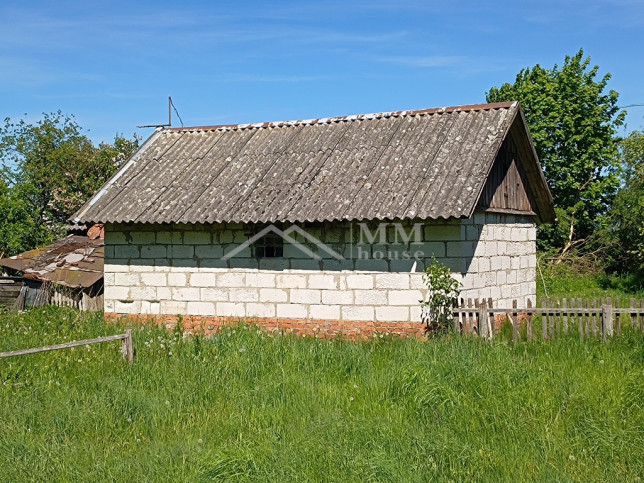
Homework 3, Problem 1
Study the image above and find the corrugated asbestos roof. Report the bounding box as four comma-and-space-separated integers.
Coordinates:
74, 101, 546, 225
0, 235, 104, 289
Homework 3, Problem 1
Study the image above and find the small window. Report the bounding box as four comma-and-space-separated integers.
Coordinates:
253, 231, 284, 258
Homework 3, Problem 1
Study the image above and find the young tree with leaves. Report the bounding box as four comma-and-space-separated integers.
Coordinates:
487, 49, 625, 256
0, 176, 52, 258
0, 112, 139, 256
609, 131, 644, 276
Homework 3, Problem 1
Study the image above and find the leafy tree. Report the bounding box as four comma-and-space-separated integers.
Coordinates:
0, 178, 52, 258
1, 112, 139, 229
91, 136, 140, 200
487, 49, 625, 255
0, 112, 139, 257
608, 131, 644, 275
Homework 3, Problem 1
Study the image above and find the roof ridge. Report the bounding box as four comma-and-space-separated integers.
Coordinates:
166, 101, 518, 134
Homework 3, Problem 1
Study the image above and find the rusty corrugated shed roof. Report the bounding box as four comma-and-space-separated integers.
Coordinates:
73, 101, 550, 224
0, 235, 104, 289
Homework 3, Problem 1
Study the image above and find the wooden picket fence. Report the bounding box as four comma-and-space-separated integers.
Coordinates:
451, 298, 644, 342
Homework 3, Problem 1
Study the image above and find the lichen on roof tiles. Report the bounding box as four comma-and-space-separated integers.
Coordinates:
73, 102, 526, 225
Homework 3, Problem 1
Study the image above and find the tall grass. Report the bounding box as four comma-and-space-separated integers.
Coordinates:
537, 257, 644, 300
1, 306, 643, 481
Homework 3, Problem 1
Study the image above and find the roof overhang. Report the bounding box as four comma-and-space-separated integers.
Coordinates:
72, 102, 555, 226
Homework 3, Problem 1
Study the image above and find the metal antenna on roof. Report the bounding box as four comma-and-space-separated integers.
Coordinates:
170, 97, 184, 127
137, 96, 183, 129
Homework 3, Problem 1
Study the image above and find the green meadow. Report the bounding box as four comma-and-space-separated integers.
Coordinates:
1, 306, 643, 481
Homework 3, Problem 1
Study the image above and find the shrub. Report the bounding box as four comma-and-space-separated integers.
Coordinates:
420, 257, 461, 334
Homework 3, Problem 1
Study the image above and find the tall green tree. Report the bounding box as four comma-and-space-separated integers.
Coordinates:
1, 112, 96, 228
609, 131, 644, 275
487, 49, 625, 255
0, 112, 139, 256
0, 177, 51, 258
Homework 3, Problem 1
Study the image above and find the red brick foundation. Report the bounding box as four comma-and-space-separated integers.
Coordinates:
104, 313, 427, 340
493, 312, 531, 331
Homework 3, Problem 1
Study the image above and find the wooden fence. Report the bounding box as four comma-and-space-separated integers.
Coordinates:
452, 298, 644, 342
0, 277, 23, 308
11, 280, 104, 312
0, 330, 133, 362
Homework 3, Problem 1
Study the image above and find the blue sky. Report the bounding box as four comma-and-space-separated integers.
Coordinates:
2, 1, 643, 144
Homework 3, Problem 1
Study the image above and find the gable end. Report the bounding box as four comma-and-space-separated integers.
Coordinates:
476, 135, 537, 216
475, 108, 555, 223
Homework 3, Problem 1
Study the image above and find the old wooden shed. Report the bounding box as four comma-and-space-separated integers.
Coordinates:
72, 101, 555, 336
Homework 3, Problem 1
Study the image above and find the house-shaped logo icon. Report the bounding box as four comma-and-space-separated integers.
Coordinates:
221, 224, 344, 261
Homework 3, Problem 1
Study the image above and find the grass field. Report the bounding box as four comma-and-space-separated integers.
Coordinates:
1, 306, 643, 481
537, 258, 644, 300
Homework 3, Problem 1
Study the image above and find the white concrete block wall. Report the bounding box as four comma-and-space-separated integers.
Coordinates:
103, 212, 536, 320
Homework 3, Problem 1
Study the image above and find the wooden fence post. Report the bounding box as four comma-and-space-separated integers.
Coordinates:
467, 299, 474, 335
487, 298, 494, 340
512, 299, 519, 344
526, 299, 533, 343
479, 305, 488, 339
453, 299, 462, 333
592, 299, 598, 337
577, 298, 583, 340
121, 329, 134, 363
601, 305, 613, 341
541, 299, 548, 340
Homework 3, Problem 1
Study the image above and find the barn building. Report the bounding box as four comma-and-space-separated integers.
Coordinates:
73, 101, 555, 337
0, 225, 105, 311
